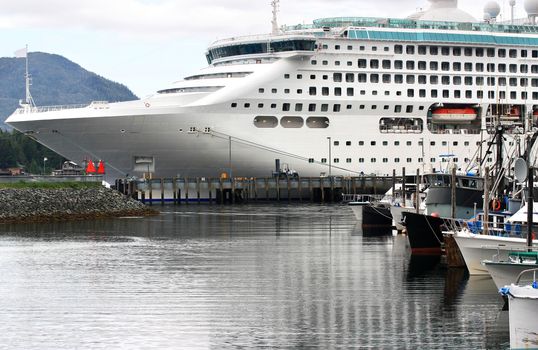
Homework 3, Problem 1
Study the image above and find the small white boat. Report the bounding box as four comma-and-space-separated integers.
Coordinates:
483, 251, 538, 289
500, 268, 538, 349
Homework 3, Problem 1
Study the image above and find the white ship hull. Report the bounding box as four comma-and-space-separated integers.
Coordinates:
504, 284, 538, 350
453, 232, 538, 275
483, 261, 538, 290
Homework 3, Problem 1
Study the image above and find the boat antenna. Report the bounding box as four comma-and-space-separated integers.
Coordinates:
271, 0, 280, 35
15, 44, 35, 109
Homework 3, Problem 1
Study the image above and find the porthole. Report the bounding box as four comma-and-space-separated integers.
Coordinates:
280, 116, 304, 128
306, 117, 329, 129
253, 116, 278, 128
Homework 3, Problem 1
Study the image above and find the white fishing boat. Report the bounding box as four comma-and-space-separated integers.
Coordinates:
483, 251, 538, 289
500, 268, 538, 349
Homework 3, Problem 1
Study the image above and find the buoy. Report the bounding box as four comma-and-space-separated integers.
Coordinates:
491, 199, 501, 211
86, 160, 96, 174
97, 160, 105, 174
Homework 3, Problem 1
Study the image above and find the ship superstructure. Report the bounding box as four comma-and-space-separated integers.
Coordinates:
6, 0, 538, 179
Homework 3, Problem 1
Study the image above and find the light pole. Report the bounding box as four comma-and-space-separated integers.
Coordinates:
43, 157, 48, 175
327, 136, 332, 177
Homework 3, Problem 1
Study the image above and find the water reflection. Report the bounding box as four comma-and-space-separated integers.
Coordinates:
0, 204, 508, 349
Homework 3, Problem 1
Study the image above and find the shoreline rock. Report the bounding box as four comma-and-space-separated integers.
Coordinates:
0, 187, 158, 224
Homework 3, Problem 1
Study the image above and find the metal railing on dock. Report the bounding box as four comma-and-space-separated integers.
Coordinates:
116, 175, 396, 204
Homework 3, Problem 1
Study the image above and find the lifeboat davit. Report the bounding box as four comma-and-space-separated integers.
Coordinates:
431, 107, 477, 123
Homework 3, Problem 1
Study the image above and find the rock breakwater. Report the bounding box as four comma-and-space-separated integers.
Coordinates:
0, 187, 158, 223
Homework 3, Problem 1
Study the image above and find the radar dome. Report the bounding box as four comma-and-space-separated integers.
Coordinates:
525, 0, 538, 15
484, 1, 501, 18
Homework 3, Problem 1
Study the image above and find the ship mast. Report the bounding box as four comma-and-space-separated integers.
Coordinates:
17, 44, 35, 109
271, 0, 280, 35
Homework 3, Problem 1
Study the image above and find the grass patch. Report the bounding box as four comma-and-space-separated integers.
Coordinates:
0, 181, 103, 189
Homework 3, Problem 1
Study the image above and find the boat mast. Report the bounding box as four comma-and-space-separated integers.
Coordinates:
271, 0, 280, 35
18, 44, 35, 109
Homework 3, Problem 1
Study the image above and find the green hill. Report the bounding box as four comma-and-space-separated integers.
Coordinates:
0, 52, 138, 174
0, 52, 137, 125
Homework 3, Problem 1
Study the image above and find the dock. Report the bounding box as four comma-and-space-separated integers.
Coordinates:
116, 175, 400, 204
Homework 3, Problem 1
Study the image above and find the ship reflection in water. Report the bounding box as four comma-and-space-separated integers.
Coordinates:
0, 204, 508, 349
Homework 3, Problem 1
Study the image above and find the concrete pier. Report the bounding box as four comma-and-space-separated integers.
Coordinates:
116, 175, 398, 204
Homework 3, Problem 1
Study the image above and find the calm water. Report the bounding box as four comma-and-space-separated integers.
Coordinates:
0, 204, 508, 349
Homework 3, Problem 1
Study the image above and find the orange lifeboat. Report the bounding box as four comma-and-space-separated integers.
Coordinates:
431, 107, 477, 123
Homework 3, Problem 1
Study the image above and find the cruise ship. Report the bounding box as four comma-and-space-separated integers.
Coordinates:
6, 0, 538, 180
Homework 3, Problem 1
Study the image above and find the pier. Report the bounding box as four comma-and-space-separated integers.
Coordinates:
116, 175, 401, 204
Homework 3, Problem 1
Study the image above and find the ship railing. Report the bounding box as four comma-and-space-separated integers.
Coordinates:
14, 103, 90, 114
444, 217, 528, 239
342, 193, 384, 203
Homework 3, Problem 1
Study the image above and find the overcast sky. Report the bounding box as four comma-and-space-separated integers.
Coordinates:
0, 0, 529, 98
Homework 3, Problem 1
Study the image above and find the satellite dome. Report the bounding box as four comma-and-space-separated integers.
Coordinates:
525, 0, 538, 15
484, 1, 501, 18
417, 0, 476, 22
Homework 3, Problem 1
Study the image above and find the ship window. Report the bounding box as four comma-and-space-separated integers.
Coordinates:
487, 48, 495, 57
395, 75, 403, 84
359, 158, 364, 163
430, 46, 438, 55
334, 158, 339, 163
347, 61, 352, 66
509, 64, 517, 73
254, 116, 278, 128
231, 103, 237, 108
476, 48, 484, 57
395, 158, 400, 163
333, 73, 342, 82
334, 141, 339, 146
297, 89, 303, 94
371, 141, 376, 146
407, 158, 412, 163
430, 141, 435, 146
532, 65, 538, 73
395, 45, 403, 54
321, 158, 326, 163
321, 104, 328, 112
335, 61, 341, 66
382, 60, 391, 69
534, 50, 538, 58
418, 61, 426, 70
359, 46, 365, 51
295, 103, 303, 112
284, 89, 290, 94
309, 87, 317, 95
441, 62, 449, 71
297, 74, 303, 79
370, 74, 379, 83
509, 49, 517, 58
431, 90, 438, 98
282, 103, 290, 111
322, 87, 329, 96
372, 46, 377, 51
347, 104, 352, 109
464, 47, 472, 56
334, 87, 341, 96
418, 75, 426, 84
347, 45, 353, 50
453, 47, 461, 56
272, 88, 277, 93
322, 60, 328, 65
466, 90, 472, 98
359, 141, 364, 146
345, 73, 354, 82
464, 63, 472, 72
406, 61, 414, 70
521, 64, 529, 73
371, 158, 377, 163
280, 116, 304, 128
441, 47, 449, 56
430, 62, 438, 70
309, 158, 314, 163
310, 74, 316, 80
498, 49, 506, 57
347, 88, 354, 96
335, 45, 340, 50
395, 105, 402, 113
258, 103, 264, 108
358, 59, 367, 68
522, 50, 528, 58
478, 91, 484, 99
418, 46, 426, 55
346, 158, 352, 163
382, 141, 388, 146
384, 105, 389, 110
395, 60, 403, 69
430, 158, 436, 162
311, 60, 317, 65
284, 74, 290, 79
453, 76, 461, 85
442, 141, 447, 146
382, 158, 388, 163
346, 141, 351, 146
442, 90, 449, 98
407, 89, 414, 97
306, 117, 329, 128
406, 105, 413, 113
308, 104, 316, 112
406, 75, 415, 84
406, 45, 414, 54
259, 88, 264, 93
442, 76, 450, 85
359, 105, 365, 109
271, 103, 276, 108
453, 62, 461, 71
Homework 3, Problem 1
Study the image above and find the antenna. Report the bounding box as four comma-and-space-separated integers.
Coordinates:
510, 0, 516, 24
271, 0, 280, 35
17, 44, 35, 109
